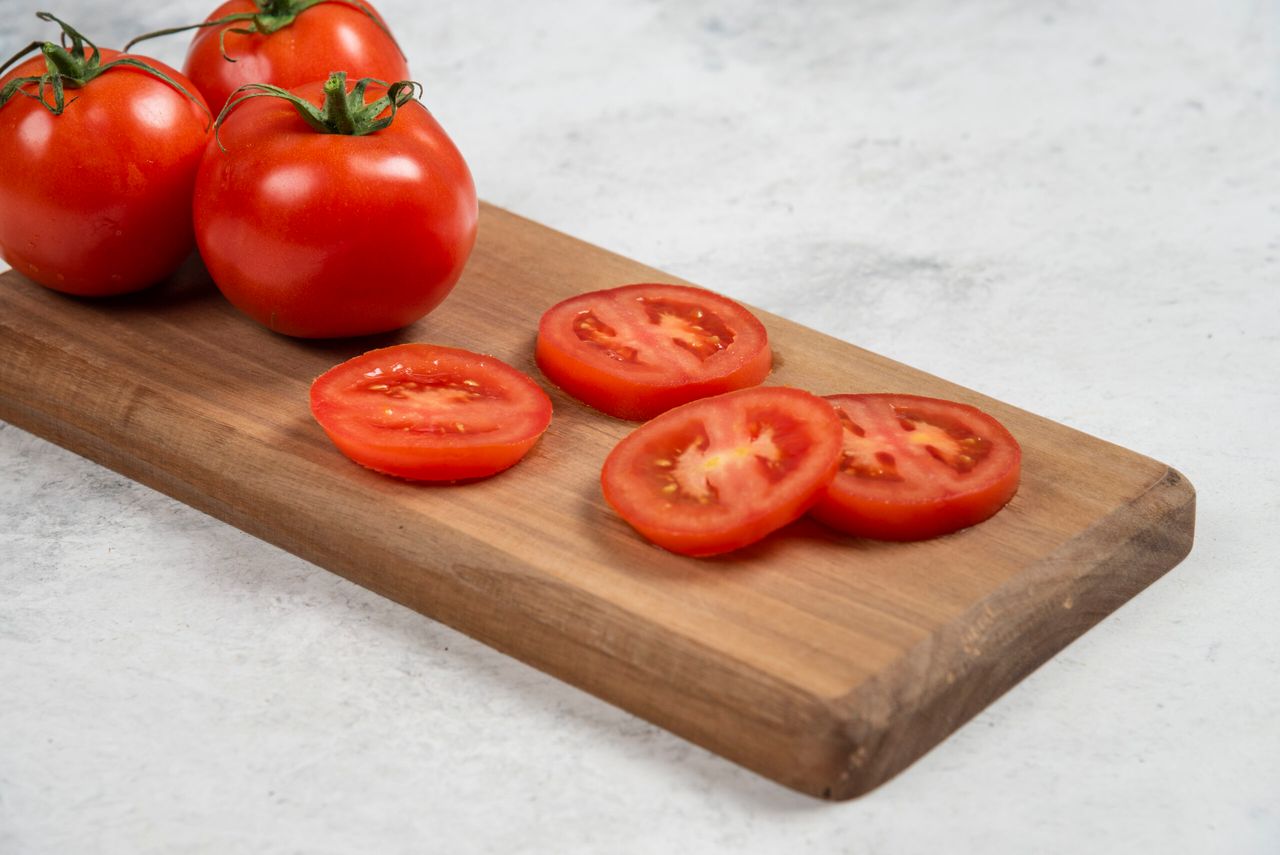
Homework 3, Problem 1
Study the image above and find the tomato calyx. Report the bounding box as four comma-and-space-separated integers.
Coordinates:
0, 12, 208, 120
214, 70, 421, 149
124, 0, 404, 65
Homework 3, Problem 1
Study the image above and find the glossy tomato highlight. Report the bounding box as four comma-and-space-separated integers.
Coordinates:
601, 386, 842, 557
310, 344, 553, 482
811, 394, 1021, 540
537, 283, 772, 420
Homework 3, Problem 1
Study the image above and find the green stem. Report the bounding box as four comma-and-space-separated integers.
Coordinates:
0, 11, 209, 123
321, 73, 357, 134
41, 43, 84, 81
214, 70, 421, 150
121, 13, 259, 54
257, 0, 294, 15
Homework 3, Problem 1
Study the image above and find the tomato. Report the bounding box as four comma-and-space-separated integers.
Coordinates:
310, 344, 553, 481
536, 283, 773, 421
194, 72, 477, 338
601, 386, 842, 557
0, 21, 210, 296
176, 0, 409, 112
810, 394, 1021, 541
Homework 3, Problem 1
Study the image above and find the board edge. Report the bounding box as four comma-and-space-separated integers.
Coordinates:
797, 465, 1196, 800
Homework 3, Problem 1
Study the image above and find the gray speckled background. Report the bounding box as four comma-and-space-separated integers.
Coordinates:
2, 2, 1278, 853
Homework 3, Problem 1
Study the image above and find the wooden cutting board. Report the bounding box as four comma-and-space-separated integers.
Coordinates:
0, 203, 1195, 799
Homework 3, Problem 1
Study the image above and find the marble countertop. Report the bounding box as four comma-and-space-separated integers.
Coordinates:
2, 1, 1277, 852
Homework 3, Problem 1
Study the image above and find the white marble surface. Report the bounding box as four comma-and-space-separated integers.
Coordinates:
2, 1, 1279, 852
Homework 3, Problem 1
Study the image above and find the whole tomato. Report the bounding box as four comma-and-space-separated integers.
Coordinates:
0, 14, 210, 296
194, 72, 477, 338
130, 0, 409, 112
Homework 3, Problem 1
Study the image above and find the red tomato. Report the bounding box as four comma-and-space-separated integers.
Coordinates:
811, 394, 1021, 541
601, 386, 842, 557
310, 344, 553, 481
194, 75, 477, 338
536, 283, 773, 421
0, 49, 210, 296
182, 0, 409, 112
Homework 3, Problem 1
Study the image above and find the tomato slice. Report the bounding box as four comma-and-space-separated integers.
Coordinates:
601, 386, 842, 557
810, 394, 1021, 540
310, 344, 553, 481
536, 283, 772, 420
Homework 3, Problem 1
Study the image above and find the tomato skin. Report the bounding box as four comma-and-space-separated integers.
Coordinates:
183, 0, 409, 112
601, 386, 842, 557
194, 78, 477, 338
810, 394, 1021, 541
310, 344, 553, 481
0, 51, 210, 296
537, 283, 773, 421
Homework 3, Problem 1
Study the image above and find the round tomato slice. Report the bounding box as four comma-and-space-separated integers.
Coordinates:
310, 344, 552, 481
602, 386, 842, 557
811, 394, 1021, 541
536, 283, 772, 421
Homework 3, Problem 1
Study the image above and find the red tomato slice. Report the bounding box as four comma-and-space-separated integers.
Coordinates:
601, 386, 842, 557
536, 283, 772, 420
310, 344, 552, 481
810, 394, 1021, 540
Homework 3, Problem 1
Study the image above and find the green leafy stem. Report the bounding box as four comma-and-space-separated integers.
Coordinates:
214, 69, 421, 149
0, 11, 209, 122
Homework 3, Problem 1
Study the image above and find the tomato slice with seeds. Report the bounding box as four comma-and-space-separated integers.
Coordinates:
310, 344, 553, 481
811, 394, 1021, 541
602, 386, 842, 557
536, 283, 772, 420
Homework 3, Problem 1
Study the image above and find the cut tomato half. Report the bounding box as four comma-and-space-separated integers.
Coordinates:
310, 344, 553, 481
811, 394, 1021, 540
601, 386, 842, 557
536, 283, 772, 421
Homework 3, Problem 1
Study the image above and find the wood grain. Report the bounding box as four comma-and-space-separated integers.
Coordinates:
0, 203, 1195, 799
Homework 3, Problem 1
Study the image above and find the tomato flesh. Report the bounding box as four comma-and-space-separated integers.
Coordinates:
602, 386, 842, 557
537, 283, 772, 420
310, 344, 552, 481
811, 394, 1021, 540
